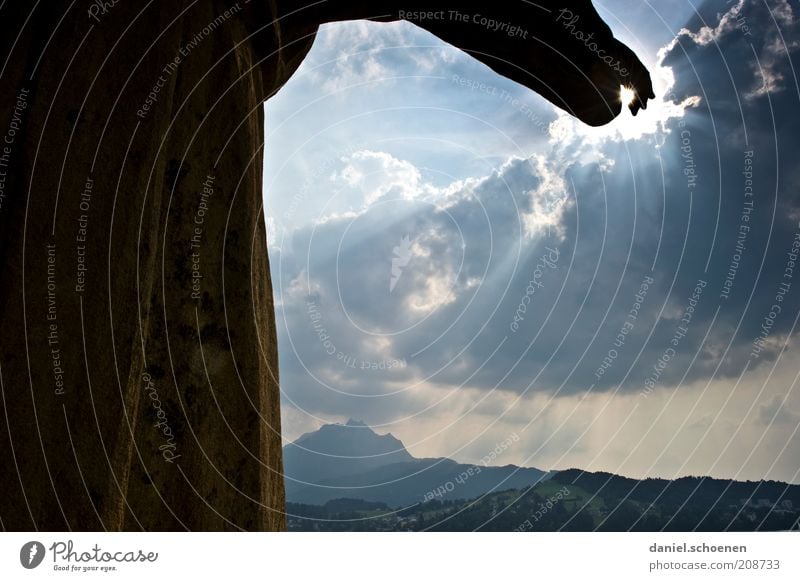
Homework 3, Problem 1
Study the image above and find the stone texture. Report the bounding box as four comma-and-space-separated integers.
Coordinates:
0, 1, 299, 531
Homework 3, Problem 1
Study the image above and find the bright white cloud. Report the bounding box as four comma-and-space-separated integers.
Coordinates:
331, 149, 430, 206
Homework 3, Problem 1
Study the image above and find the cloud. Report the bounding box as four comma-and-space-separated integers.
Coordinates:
274, 0, 800, 399
666, 0, 798, 100
330, 149, 429, 207
675, 0, 749, 46
758, 393, 800, 426
298, 21, 396, 94
267, 1, 800, 480
298, 20, 467, 95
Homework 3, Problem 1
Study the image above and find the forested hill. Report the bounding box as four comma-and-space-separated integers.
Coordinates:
287, 468, 800, 531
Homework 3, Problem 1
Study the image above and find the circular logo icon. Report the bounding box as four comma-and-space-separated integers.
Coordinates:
20, 541, 45, 569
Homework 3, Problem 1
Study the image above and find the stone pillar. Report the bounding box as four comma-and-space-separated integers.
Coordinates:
0, 0, 292, 531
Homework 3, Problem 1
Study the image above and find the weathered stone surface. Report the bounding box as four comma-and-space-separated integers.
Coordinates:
0, 1, 298, 531
0, 1, 651, 530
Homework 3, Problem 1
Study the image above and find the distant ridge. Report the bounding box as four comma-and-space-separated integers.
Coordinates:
283, 420, 549, 507
287, 468, 800, 531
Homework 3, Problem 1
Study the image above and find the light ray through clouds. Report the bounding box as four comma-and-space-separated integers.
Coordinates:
264, 0, 800, 483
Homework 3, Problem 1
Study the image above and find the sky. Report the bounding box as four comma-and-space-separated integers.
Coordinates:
263, 0, 800, 483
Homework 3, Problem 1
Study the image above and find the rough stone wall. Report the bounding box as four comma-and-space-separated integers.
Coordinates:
0, 0, 307, 531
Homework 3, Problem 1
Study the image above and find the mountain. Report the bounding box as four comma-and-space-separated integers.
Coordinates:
284, 419, 413, 484
283, 420, 549, 507
287, 468, 800, 532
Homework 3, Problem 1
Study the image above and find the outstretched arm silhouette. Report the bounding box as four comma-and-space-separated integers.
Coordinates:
288, 0, 655, 126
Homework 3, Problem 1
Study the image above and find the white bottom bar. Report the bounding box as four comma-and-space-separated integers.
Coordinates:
1, 532, 798, 580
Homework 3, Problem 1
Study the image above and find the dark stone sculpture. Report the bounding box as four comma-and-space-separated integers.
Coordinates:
0, 1, 652, 531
